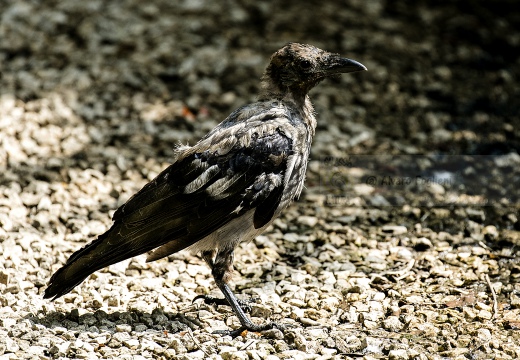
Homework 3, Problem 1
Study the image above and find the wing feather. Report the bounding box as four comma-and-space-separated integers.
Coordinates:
45, 109, 295, 299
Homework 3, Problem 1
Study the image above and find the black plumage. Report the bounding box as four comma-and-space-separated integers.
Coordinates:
44, 43, 366, 336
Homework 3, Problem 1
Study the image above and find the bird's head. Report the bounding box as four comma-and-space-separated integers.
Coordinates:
261, 43, 366, 99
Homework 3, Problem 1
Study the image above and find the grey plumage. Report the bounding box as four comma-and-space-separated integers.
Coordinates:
44, 43, 366, 336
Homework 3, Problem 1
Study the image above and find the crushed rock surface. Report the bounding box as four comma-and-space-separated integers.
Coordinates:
1, 0, 519, 359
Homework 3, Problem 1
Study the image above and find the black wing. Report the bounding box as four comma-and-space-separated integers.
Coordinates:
44, 128, 292, 299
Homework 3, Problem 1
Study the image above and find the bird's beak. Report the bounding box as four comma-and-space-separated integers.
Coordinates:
324, 55, 367, 74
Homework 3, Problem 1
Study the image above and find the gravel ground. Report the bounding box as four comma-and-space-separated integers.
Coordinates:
1, 0, 519, 359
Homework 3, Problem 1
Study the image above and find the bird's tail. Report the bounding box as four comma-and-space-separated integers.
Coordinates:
44, 224, 122, 299
43, 221, 187, 300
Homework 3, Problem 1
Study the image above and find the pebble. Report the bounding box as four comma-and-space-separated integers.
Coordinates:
396, 247, 413, 260
381, 225, 407, 235
282, 233, 301, 242
169, 338, 187, 354
321, 347, 337, 356
477, 328, 492, 342
297, 215, 319, 227
221, 350, 249, 360
412, 237, 432, 251
0, 271, 8, 285
262, 328, 284, 340
115, 324, 132, 333
123, 339, 140, 349
482, 225, 498, 240
475, 302, 492, 312
466, 208, 486, 222
388, 349, 408, 360
426, 182, 445, 195
383, 316, 404, 332
494, 152, 520, 167
300, 317, 321, 327
477, 310, 493, 320
334, 334, 366, 353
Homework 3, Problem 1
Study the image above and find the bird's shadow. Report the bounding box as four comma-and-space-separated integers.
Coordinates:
26, 307, 203, 335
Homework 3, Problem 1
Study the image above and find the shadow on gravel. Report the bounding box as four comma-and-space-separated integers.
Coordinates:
26, 308, 203, 333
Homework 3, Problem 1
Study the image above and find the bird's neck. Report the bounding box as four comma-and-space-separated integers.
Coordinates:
302, 95, 317, 137
259, 77, 309, 107
259, 79, 317, 137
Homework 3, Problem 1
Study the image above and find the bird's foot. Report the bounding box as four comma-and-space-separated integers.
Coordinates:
193, 294, 259, 313
213, 322, 288, 338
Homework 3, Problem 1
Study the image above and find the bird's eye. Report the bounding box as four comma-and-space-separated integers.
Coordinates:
299, 59, 312, 69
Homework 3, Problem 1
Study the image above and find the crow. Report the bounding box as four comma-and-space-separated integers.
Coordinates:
44, 43, 366, 336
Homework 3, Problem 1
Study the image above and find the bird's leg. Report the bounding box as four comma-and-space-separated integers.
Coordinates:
194, 250, 256, 312
210, 248, 284, 337
201, 250, 215, 267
